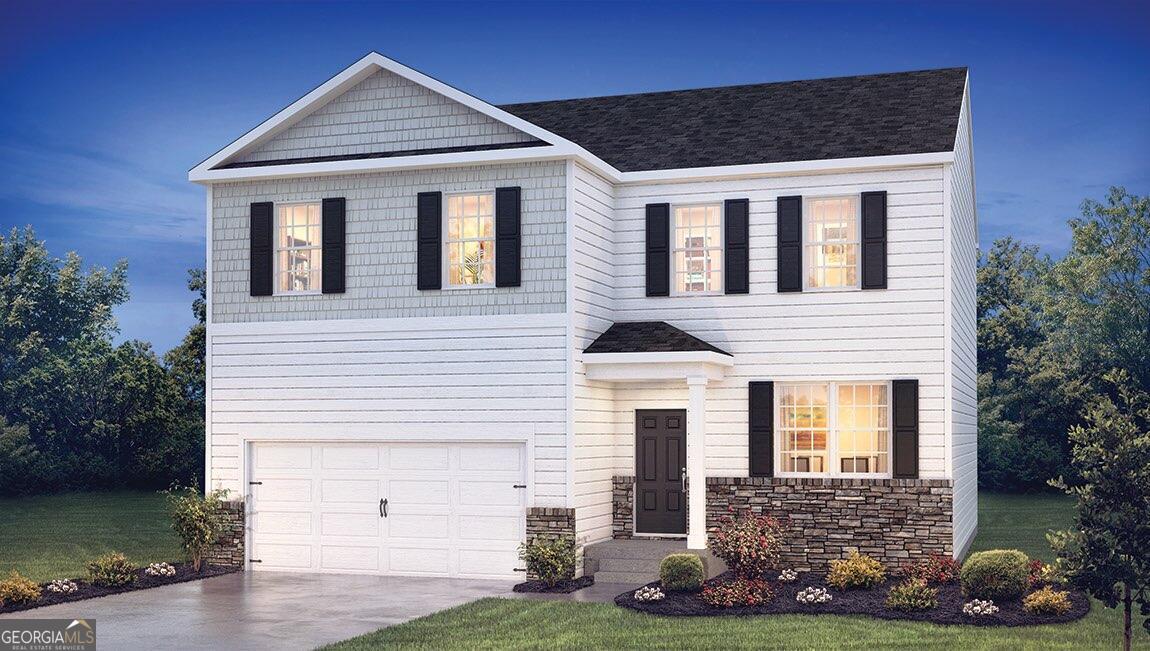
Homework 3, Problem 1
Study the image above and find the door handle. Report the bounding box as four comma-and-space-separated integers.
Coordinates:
379, 498, 388, 518
681, 467, 687, 492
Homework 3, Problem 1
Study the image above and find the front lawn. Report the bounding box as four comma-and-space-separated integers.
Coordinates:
0, 490, 182, 582
326, 491, 1145, 650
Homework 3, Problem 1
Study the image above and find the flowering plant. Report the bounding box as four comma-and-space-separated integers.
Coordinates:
796, 586, 833, 604
145, 562, 177, 578
634, 586, 665, 602
962, 598, 999, 617
46, 579, 79, 594
777, 569, 799, 583
903, 554, 961, 585
708, 510, 786, 578
701, 577, 773, 608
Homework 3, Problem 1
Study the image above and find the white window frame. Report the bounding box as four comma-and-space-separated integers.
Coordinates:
802, 195, 862, 292
273, 200, 322, 296
774, 380, 893, 479
670, 202, 724, 296
442, 190, 496, 290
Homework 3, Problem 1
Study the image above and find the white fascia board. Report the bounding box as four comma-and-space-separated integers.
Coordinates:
615, 151, 955, 185
190, 145, 572, 183
209, 311, 565, 337
189, 52, 621, 182
582, 351, 735, 383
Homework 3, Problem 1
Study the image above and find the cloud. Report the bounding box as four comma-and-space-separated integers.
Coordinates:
0, 142, 202, 243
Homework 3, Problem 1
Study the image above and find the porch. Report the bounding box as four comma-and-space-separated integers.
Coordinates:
583, 538, 728, 585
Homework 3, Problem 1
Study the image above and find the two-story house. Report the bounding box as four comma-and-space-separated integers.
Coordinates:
190, 53, 977, 582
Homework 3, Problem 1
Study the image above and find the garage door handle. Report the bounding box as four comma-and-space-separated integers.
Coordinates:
380, 498, 388, 518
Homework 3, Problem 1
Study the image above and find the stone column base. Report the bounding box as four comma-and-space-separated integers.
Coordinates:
205, 500, 245, 569
611, 476, 635, 539
525, 507, 579, 579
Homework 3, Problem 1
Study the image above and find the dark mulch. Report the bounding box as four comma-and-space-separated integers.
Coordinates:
615, 571, 1090, 627
0, 563, 238, 614
513, 575, 595, 594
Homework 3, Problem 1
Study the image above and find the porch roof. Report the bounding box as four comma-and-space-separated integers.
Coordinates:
582, 322, 733, 383
583, 321, 732, 356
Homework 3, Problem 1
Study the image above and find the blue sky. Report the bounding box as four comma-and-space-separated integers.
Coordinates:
1, 1, 1147, 352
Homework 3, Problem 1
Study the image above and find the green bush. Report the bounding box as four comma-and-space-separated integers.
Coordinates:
708, 511, 785, 578
88, 552, 138, 587
517, 538, 575, 587
0, 570, 42, 605
1022, 586, 1072, 615
165, 483, 229, 571
960, 549, 1029, 600
827, 552, 886, 590
885, 578, 938, 611
659, 553, 704, 591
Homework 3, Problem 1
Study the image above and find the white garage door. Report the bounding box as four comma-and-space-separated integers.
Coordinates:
249, 442, 526, 579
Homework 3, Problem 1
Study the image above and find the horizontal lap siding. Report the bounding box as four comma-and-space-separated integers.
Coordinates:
211, 161, 566, 323
207, 315, 568, 504
949, 86, 979, 554
611, 167, 949, 479
233, 69, 536, 164
571, 163, 620, 545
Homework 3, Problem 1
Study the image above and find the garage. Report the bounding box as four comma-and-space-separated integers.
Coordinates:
248, 441, 526, 579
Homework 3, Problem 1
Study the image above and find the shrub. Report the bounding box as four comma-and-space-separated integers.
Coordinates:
904, 553, 961, 585
827, 552, 886, 590
45, 579, 78, 595
796, 586, 833, 604
1023, 586, 1072, 616
87, 552, 138, 587
165, 484, 229, 572
633, 586, 665, 602
517, 538, 575, 587
659, 553, 704, 591
960, 549, 1029, 600
708, 511, 785, 578
886, 578, 939, 611
0, 570, 41, 605
701, 577, 773, 608
963, 598, 1000, 617
1026, 559, 1062, 588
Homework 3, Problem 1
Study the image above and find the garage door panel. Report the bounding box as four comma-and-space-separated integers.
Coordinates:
458, 549, 519, 578
255, 510, 312, 536
459, 481, 521, 507
255, 445, 312, 470
388, 547, 450, 575
321, 545, 379, 572
387, 514, 450, 539
321, 479, 378, 503
255, 543, 312, 569
388, 446, 449, 471
459, 446, 522, 472
387, 479, 448, 505
322, 446, 381, 470
253, 478, 312, 503
459, 515, 521, 541
321, 512, 379, 537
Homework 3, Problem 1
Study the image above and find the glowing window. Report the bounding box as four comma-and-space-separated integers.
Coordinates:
445, 193, 494, 286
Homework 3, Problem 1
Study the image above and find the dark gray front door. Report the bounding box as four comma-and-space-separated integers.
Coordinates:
634, 409, 687, 534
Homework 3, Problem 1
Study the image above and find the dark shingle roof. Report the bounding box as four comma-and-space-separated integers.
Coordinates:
584, 322, 732, 356
501, 67, 967, 172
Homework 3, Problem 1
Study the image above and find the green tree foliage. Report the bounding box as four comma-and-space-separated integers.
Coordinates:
0, 227, 204, 494
1049, 370, 1150, 650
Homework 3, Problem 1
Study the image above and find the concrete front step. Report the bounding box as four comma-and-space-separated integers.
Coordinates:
598, 557, 664, 574
583, 538, 728, 584
591, 571, 656, 586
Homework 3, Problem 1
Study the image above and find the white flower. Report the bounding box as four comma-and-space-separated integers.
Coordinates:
634, 586, 665, 602
46, 579, 78, 594
963, 599, 999, 617
777, 569, 799, 583
796, 586, 832, 604
145, 562, 177, 578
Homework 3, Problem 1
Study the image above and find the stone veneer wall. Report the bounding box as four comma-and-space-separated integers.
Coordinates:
612, 476, 635, 539
705, 477, 953, 571
525, 507, 579, 579
205, 500, 245, 569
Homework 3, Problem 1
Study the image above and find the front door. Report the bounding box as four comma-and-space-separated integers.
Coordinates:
634, 409, 687, 534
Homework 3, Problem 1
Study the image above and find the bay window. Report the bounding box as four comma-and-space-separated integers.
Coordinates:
777, 382, 890, 476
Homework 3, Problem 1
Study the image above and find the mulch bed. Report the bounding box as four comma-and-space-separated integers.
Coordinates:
615, 571, 1090, 627
0, 563, 238, 614
513, 575, 595, 593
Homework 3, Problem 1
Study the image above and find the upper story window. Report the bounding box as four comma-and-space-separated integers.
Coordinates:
445, 192, 494, 287
777, 382, 890, 476
276, 203, 321, 294
673, 204, 723, 294
805, 196, 859, 290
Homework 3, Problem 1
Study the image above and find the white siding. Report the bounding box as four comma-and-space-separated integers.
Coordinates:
569, 163, 620, 545
607, 167, 950, 479
949, 81, 979, 555
211, 161, 566, 323
233, 68, 536, 165
206, 313, 568, 505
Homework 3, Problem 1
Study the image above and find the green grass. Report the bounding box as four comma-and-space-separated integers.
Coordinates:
0, 490, 183, 582
326, 491, 1147, 651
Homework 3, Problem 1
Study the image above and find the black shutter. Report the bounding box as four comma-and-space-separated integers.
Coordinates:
321, 198, 346, 294
495, 186, 521, 288
645, 203, 670, 297
892, 379, 919, 478
249, 202, 273, 297
749, 382, 774, 477
861, 191, 888, 289
416, 192, 442, 290
777, 196, 802, 292
724, 198, 750, 294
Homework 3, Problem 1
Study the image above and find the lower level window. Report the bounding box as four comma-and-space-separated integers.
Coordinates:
777, 382, 890, 476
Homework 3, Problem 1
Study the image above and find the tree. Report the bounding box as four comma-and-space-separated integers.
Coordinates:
164, 268, 205, 415
1049, 370, 1150, 651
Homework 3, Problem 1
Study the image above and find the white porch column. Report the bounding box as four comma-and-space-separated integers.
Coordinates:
686, 375, 708, 550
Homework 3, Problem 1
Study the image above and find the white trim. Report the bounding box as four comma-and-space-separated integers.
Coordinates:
203, 185, 213, 494
686, 376, 708, 549
773, 380, 894, 479
563, 159, 577, 511
616, 152, 955, 185
208, 311, 564, 336
189, 52, 620, 182
802, 194, 862, 292
943, 162, 955, 479
582, 351, 733, 383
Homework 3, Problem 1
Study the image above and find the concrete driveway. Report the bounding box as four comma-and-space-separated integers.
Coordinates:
0, 572, 514, 650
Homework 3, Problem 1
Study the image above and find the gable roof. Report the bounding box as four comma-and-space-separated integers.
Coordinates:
584, 322, 732, 356
500, 67, 967, 172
